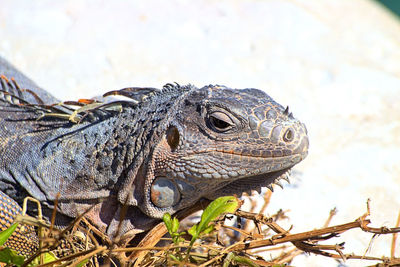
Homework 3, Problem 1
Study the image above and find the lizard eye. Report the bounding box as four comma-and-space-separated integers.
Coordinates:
208, 111, 233, 132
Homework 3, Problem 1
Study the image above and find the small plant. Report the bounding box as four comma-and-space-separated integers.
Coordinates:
0, 223, 60, 267
0, 223, 25, 266
162, 213, 186, 261
163, 196, 242, 264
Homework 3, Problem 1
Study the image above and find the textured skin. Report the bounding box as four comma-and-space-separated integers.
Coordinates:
0, 191, 38, 256
0, 57, 308, 248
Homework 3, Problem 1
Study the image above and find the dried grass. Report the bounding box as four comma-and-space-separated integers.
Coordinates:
18, 193, 400, 267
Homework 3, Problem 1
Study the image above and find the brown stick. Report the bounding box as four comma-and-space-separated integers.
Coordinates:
229, 220, 367, 251
391, 211, 400, 259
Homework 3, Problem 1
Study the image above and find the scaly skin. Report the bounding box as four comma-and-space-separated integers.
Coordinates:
0, 58, 308, 254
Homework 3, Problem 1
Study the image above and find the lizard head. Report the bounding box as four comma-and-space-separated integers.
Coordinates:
140, 85, 309, 218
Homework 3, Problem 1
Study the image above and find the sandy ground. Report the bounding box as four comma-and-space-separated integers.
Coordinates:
1, 0, 400, 266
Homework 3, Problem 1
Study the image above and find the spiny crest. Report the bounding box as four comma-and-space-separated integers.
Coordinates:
163, 82, 181, 90
102, 82, 183, 102
0, 76, 190, 124
283, 106, 293, 118
0, 75, 43, 106
103, 86, 161, 103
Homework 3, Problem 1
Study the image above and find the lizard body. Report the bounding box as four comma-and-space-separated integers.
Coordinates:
0, 57, 308, 253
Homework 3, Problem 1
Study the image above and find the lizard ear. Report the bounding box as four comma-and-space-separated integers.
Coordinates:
166, 126, 179, 150
150, 177, 181, 208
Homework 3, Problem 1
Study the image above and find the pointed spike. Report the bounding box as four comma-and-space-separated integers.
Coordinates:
274, 181, 284, 189
1, 76, 8, 92
267, 184, 274, 192
20, 88, 45, 105
103, 87, 159, 102
254, 187, 262, 195
11, 78, 24, 99
281, 175, 291, 184
283, 106, 289, 115
163, 83, 177, 89
0, 75, 9, 84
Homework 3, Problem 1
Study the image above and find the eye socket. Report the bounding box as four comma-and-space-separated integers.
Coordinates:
208, 111, 234, 132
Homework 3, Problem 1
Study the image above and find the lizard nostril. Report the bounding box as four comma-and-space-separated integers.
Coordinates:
151, 177, 180, 208
283, 128, 294, 142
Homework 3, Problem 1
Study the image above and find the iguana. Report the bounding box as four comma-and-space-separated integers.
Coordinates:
0, 56, 309, 255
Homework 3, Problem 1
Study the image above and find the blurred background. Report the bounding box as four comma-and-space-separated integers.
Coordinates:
376, 0, 400, 17
1, 0, 399, 266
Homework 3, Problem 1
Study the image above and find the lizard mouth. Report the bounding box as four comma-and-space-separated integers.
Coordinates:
212, 167, 294, 199
205, 150, 307, 180
239, 149, 308, 193
184, 146, 308, 159
206, 150, 308, 199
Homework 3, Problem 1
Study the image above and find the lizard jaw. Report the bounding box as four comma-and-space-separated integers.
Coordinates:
204, 167, 294, 200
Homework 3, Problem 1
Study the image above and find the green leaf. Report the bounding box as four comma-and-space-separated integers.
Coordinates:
0, 223, 18, 246
168, 254, 180, 262
232, 255, 260, 267
189, 196, 239, 245
198, 196, 239, 233
172, 217, 180, 233
164, 213, 183, 245
74, 258, 89, 267
28, 251, 58, 266
202, 224, 215, 235
0, 248, 25, 266
187, 224, 197, 237
223, 252, 260, 267
163, 213, 173, 234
